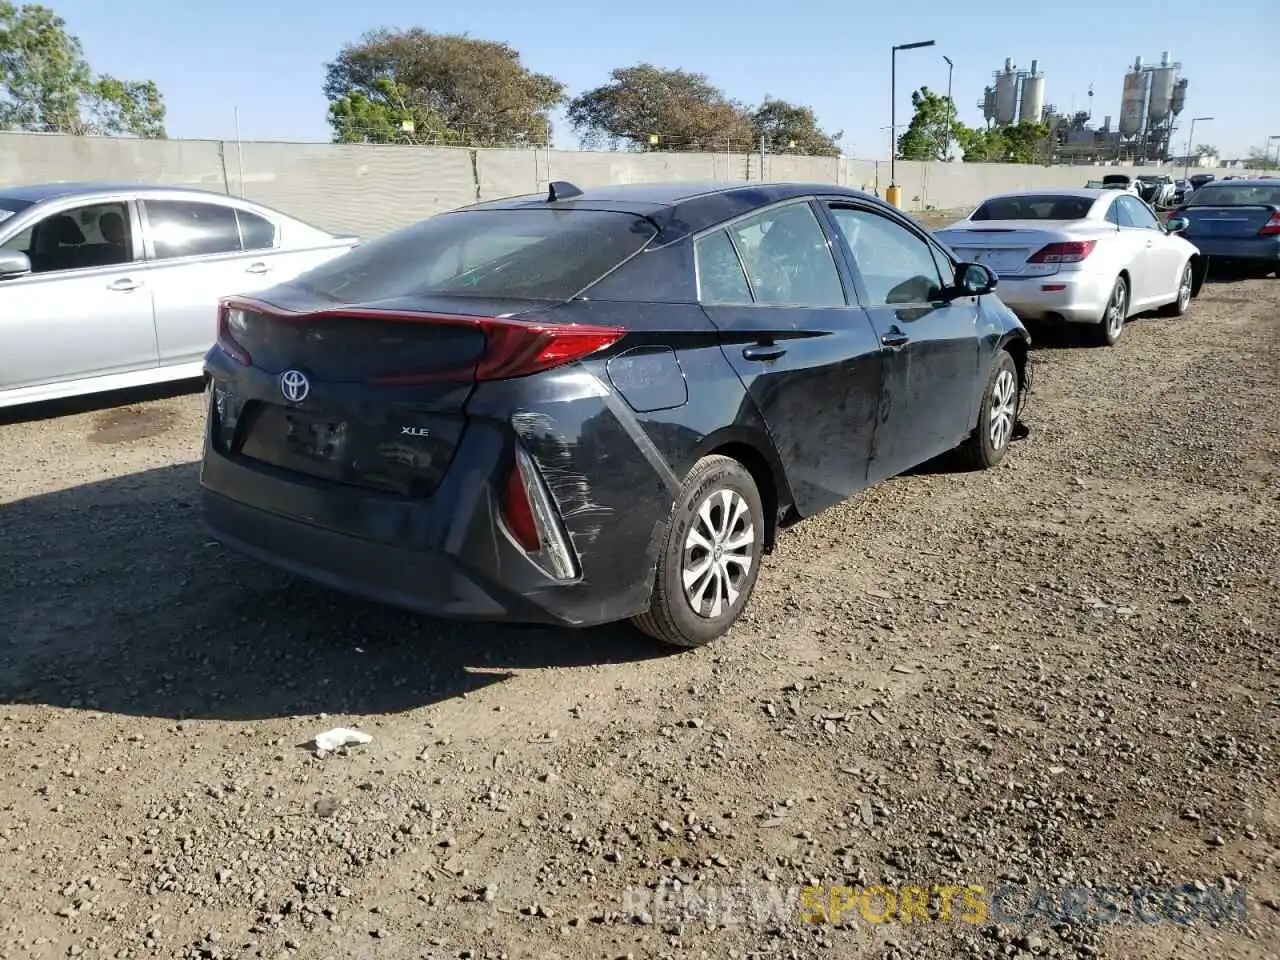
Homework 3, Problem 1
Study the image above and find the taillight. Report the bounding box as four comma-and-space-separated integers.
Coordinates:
473, 321, 623, 381
498, 445, 578, 582
1027, 241, 1096, 264
1259, 213, 1280, 236
216, 303, 252, 365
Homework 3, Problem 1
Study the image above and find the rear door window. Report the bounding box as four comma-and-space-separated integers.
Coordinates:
292, 209, 658, 303
144, 200, 243, 259
723, 202, 845, 307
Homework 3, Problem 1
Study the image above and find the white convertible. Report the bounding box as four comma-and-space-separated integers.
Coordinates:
935, 189, 1201, 347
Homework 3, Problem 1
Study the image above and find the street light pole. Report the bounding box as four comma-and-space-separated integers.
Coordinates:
889, 39, 936, 208
943, 55, 954, 161
1183, 116, 1213, 181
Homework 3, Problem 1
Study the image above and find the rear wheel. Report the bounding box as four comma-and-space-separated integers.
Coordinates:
632, 455, 765, 649
1090, 276, 1128, 347
1158, 261, 1194, 317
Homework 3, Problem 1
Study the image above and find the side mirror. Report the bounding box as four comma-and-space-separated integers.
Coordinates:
955, 261, 997, 297
0, 250, 31, 279
1165, 216, 1190, 234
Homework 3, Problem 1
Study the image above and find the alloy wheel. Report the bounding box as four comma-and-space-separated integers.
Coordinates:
1177, 264, 1192, 312
1106, 282, 1126, 339
989, 368, 1018, 451
682, 489, 755, 619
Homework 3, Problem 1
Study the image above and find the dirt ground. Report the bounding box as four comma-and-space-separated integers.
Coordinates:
1, 272, 1277, 960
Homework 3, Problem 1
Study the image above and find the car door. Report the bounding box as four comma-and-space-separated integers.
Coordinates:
1112, 195, 1166, 307
1119, 195, 1184, 303
140, 198, 285, 369
0, 198, 158, 393
819, 201, 981, 485
696, 199, 884, 518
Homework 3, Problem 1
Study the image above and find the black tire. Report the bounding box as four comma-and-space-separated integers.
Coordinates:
958, 349, 1020, 470
1090, 275, 1128, 347
1158, 260, 1194, 317
632, 455, 765, 649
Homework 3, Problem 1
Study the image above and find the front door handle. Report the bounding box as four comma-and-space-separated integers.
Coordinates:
245, 261, 271, 275
106, 278, 141, 292
742, 344, 787, 362
881, 331, 910, 349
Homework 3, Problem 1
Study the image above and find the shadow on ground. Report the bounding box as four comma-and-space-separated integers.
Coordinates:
0, 463, 668, 722
0, 377, 207, 427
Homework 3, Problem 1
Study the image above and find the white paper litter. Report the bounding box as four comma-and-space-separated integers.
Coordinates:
314, 727, 373, 752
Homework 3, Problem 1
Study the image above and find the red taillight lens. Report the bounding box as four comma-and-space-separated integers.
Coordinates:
1027, 241, 1096, 264
473, 321, 624, 381
216, 303, 252, 365
1259, 213, 1280, 236
501, 462, 540, 552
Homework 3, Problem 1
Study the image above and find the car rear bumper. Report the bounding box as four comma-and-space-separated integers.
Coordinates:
1186, 236, 1280, 262
198, 380, 668, 630
993, 272, 1112, 324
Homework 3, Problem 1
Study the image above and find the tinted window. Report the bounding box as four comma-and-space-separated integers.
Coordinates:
1119, 196, 1161, 230
696, 229, 752, 304
236, 209, 277, 250
1105, 200, 1123, 226
292, 209, 656, 303
971, 195, 1095, 221
2, 202, 134, 274
1187, 184, 1280, 207
827, 206, 943, 306
145, 200, 242, 258
724, 202, 844, 307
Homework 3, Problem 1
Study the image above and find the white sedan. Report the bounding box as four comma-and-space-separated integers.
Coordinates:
935, 189, 1202, 347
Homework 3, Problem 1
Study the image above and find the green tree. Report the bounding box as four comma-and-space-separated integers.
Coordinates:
1001, 121, 1051, 163
896, 86, 961, 161
324, 29, 564, 146
955, 126, 1006, 162
567, 64, 753, 151
0, 2, 166, 136
749, 96, 840, 156
1193, 143, 1217, 158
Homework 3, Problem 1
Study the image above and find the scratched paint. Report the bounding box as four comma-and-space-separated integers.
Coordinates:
510, 410, 614, 553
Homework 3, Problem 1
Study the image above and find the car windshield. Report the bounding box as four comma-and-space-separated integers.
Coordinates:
970, 195, 1095, 221
1186, 184, 1280, 207
289, 208, 658, 303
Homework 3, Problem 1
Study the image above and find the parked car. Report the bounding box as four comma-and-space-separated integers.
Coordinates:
935, 188, 1202, 347
1188, 174, 1216, 190
1098, 174, 1141, 196
1173, 178, 1280, 276
200, 180, 1032, 648
1135, 174, 1176, 208
1172, 179, 1194, 204
0, 183, 358, 408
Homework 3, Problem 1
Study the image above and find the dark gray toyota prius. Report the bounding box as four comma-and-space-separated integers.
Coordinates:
200, 180, 1031, 648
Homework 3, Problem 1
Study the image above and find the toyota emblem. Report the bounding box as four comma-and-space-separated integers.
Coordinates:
280, 369, 310, 403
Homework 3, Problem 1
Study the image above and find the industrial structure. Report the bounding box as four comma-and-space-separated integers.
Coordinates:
979, 58, 1046, 128
974, 52, 1190, 164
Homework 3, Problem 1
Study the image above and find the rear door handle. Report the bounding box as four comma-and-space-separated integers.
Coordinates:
106, 278, 141, 292
245, 261, 272, 275
881, 332, 910, 349
742, 344, 787, 362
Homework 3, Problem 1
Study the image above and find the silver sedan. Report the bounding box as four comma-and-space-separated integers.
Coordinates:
0, 183, 358, 408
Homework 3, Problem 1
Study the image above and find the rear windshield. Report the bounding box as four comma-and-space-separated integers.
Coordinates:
1186, 184, 1280, 207
290, 208, 657, 303
971, 195, 1095, 221
0, 196, 35, 227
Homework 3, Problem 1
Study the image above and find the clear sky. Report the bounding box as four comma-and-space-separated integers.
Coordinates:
49, 0, 1278, 160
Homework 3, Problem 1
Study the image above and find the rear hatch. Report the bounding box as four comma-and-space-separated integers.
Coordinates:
206, 205, 656, 497
936, 223, 1105, 278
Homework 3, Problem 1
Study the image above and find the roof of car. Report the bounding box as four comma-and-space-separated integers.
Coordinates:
1190, 177, 1277, 188
981, 188, 1113, 202
0, 181, 232, 203
452, 179, 891, 242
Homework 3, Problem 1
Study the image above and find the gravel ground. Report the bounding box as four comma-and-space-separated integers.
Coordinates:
1, 272, 1277, 960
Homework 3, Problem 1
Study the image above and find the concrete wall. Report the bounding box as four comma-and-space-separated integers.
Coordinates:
0, 131, 1248, 237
